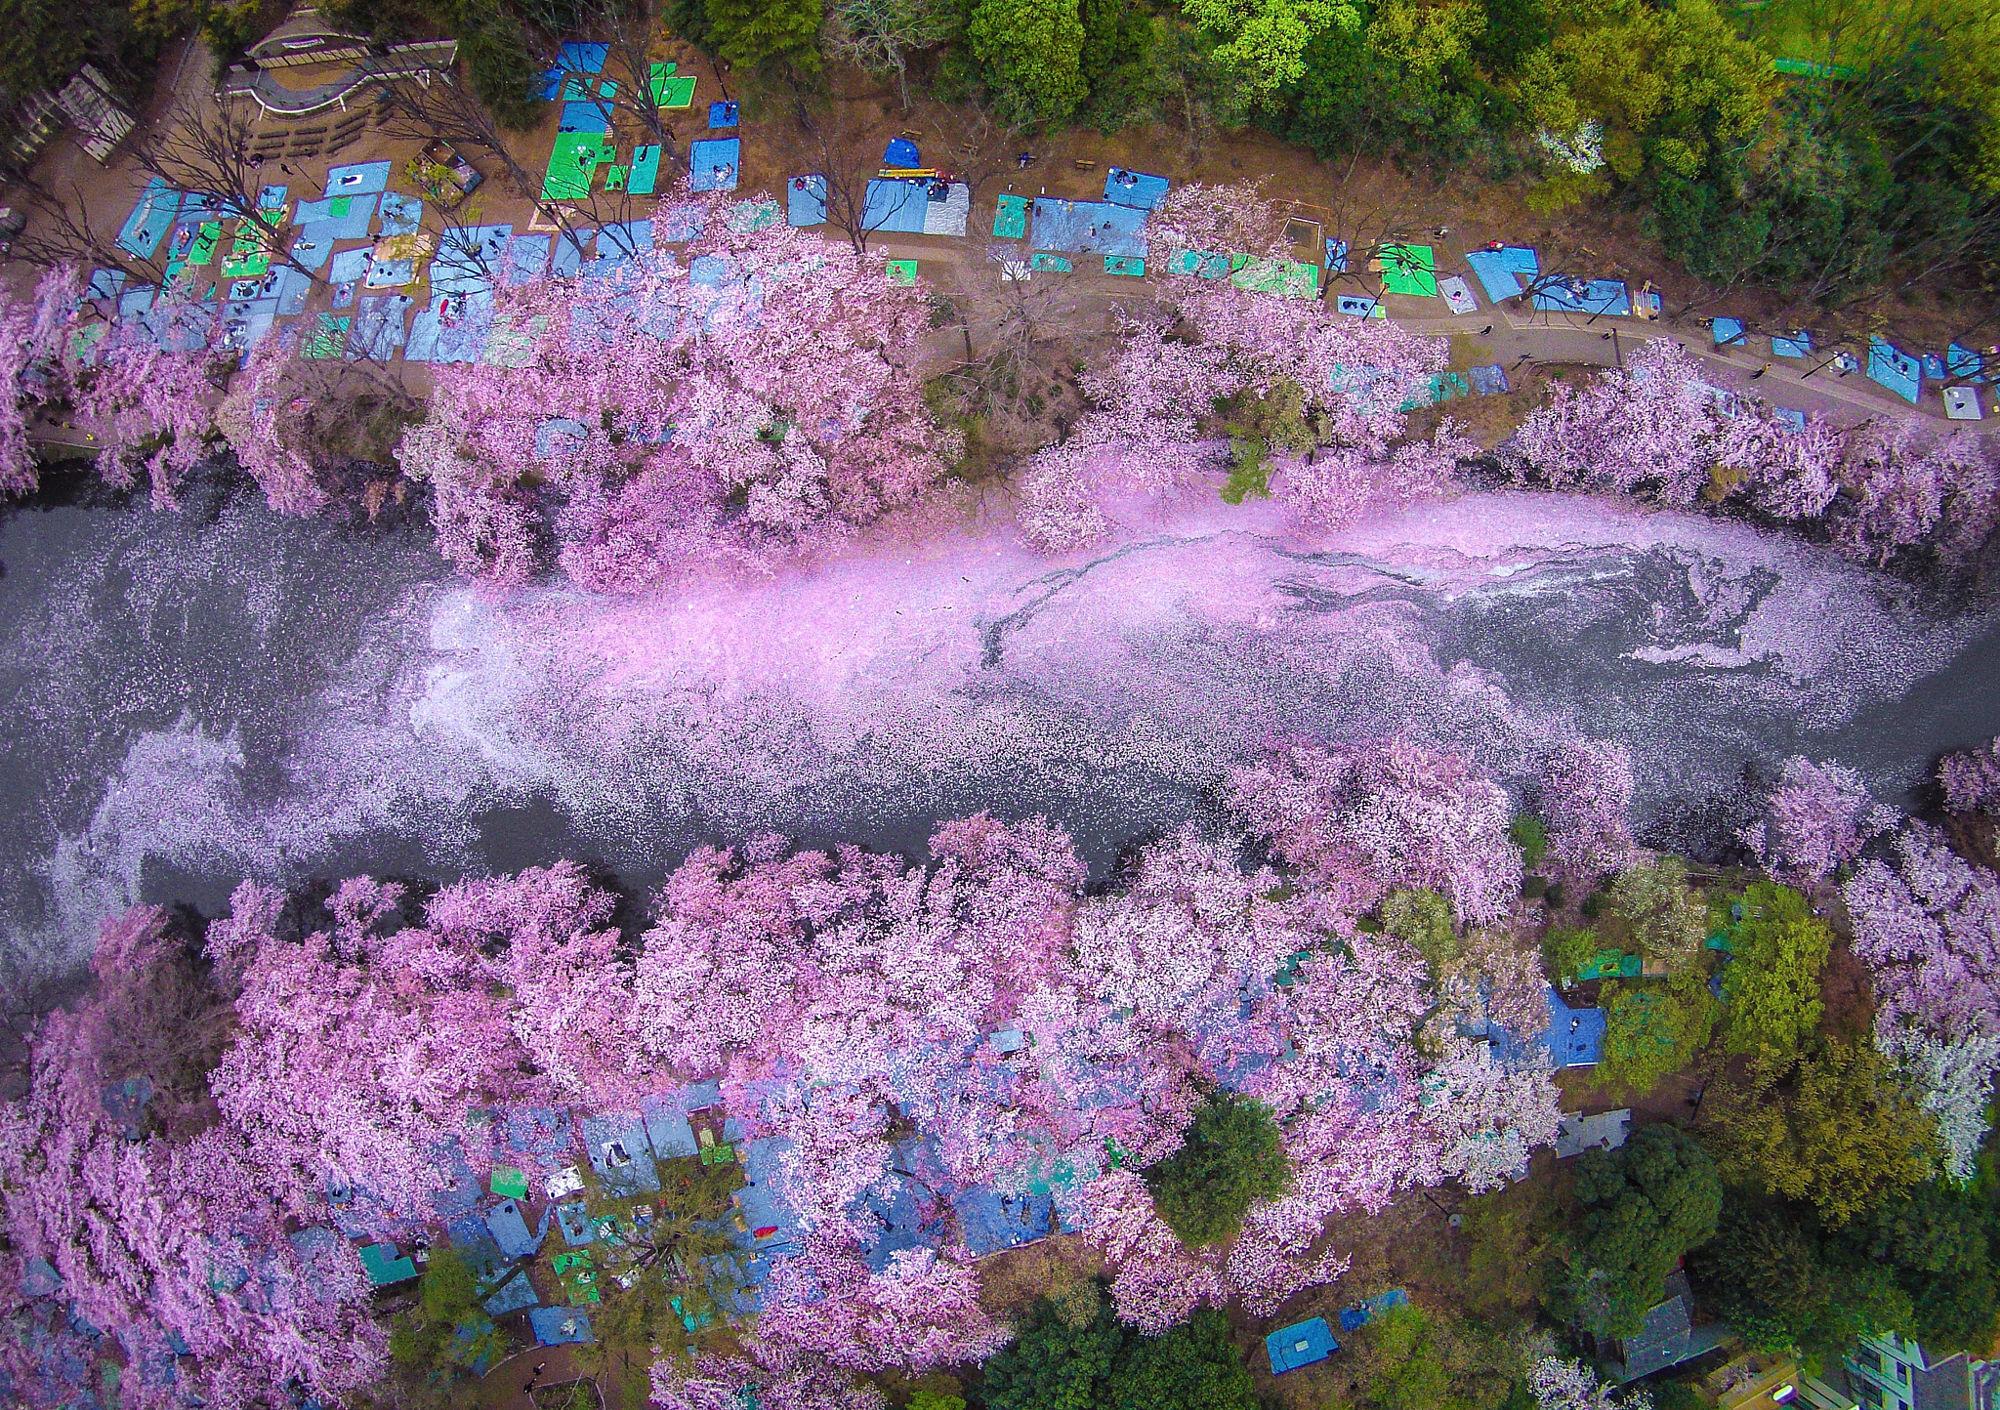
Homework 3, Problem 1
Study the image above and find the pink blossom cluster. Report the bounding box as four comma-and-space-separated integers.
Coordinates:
392, 188, 958, 588
1015, 185, 1465, 550
1536, 738, 1638, 885
1509, 339, 2000, 572
3, 746, 1587, 1397
0, 911, 384, 1410
1938, 736, 2000, 819
0, 263, 229, 506
1740, 755, 1894, 884
1230, 737, 1524, 925
1844, 824, 2000, 1040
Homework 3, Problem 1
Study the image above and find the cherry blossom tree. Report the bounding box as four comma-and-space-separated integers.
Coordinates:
396, 187, 960, 588
650, 1343, 886, 1410
1060, 1169, 1228, 1332
1938, 736, 2000, 818
1415, 1034, 1562, 1193
1530, 1356, 1653, 1410
1879, 1027, 2000, 1182
1831, 423, 2000, 572
1231, 738, 1523, 926
1536, 738, 1637, 886
1842, 824, 2000, 1040
0, 264, 85, 497
67, 323, 230, 508
0, 919, 383, 1410
1741, 755, 1894, 885
754, 1234, 1008, 1371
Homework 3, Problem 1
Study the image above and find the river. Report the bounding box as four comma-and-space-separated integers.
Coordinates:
2, 474, 1994, 977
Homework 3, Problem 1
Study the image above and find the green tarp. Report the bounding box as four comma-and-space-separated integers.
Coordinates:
628, 143, 663, 196
1105, 254, 1145, 277
303, 314, 350, 360
886, 258, 917, 285
1029, 252, 1072, 272
1377, 243, 1437, 297
1230, 254, 1320, 299
1399, 370, 1471, 410
491, 1166, 529, 1199
647, 61, 678, 105
187, 221, 222, 266
993, 193, 1028, 239
543, 132, 616, 201
1578, 950, 1643, 981
656, 74, 696, 109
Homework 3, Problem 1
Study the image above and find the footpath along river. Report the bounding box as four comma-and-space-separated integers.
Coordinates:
2, 477, 1994, 974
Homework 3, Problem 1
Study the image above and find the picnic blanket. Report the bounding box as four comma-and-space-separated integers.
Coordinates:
1439, 275, 1478, 315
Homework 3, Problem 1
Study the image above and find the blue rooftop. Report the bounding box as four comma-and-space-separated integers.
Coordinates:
483, 1198, 544, 1260
1267, 1317, 1338, 1373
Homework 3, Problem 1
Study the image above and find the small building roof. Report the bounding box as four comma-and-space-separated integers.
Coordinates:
1556, 1109, 1632, 1159
1267, 1317, 1339, 1373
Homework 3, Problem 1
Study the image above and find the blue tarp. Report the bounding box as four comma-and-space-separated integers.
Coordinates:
1771, 330, 1813, 359
1465, 244, 1539, 303
953, 1184, 1055, 1257
1868, 336, 1922, 404
690, 137, 740, 192
528, 1307, 594, 1346
1467, 363, 1510, 395
1326, 238, 1350, 273
883, 137, 920, 167
405, 287, 493, 363
582, 1112, 660, 1195
539, 41, 607, 100
1029, 197, 1146, 257
483, 1199, 542, 1259
432, 224, 511, 296
558, 100, 609, 134
787, 174, 828, 227
346, 294, 409, 361
482, 1268, 540, 1316
1268, 1317, 1338, 1373
735, 1138, 806, 1246
1712, 316, 1748, 347
377, 192, 422, 237
1335, 294, 1382, 318
323, 161, 390, 197
328, 246, 371, 284
1102, 167, 1169, 210
294, 194, 377, 242
709, 100, 739, 128
863, 178, 932, 234
446, 1214, 506, 1281
555, 1200, 595, 1247
1947, 343, 1992, 383
1532, 277, 1631, 317
1339, 1288, 1410, 1331
117, 179, 180, 258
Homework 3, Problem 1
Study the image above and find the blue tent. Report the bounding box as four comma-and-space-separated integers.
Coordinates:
1267, 1317, 1338, 1373
529, 1306, 594, 1346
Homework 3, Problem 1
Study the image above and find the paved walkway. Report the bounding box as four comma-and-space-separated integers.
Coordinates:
871, 226, 1981, 435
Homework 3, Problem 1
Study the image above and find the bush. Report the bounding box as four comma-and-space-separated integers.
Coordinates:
1144, 1094, 1290, 1246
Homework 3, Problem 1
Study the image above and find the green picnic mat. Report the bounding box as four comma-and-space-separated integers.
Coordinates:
1105, 254, 1145, 277
647, 61, 677, 105
1230, 254, 1320, 298
543, 132, 614, 200
1398, 370, 1470, 411
303, 314, 350, 360
187, 221, 223, 266
993, 193, 1028, 239
629, 143, 662, 196
726, 198, 780, 232
886, 258, 917, 285
221, 229, 271, 278
490, 1167, 529, 1199
657, 74, 696, 109
562, 75, 589, 101
605, 164, 628, 192
329, 195, 354, 218
1377, 242, 1437, 297
1172, 249, 1231, 279
1029, 252, 1072, 272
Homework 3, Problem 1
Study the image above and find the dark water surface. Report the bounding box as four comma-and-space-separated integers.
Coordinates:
3, 476, 1994, 977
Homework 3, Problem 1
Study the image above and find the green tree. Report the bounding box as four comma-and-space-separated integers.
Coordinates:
980, 1284, 1124, 1410
1144, 1093, 1291, 1247
1569, 1124, 1722, 1337
1112, 1308, 1256, 1410
1185, 0, 1360, 106
1509, 815, 1549, 870
968, 0, 1089, 125
706, 0, 821, 71
1079, 0, 1168, 131
1542, 925, 1600, 987
1354, 1303, 1463, 1410
1689, 1197, 1907, 1366
1381, 888, 1460, 971
1596, 975, 1716, 1096
1599, 857, 1708, 973
909, 1392, 968, 1410
1460, 1177, 1563, 1322
385, 1246, 505, 1408
1719, 882, 1830, 1071
1706, 1039, 1941, 1227
445, 0, 546, 130
1842, 1183, 2000, 1353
